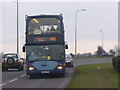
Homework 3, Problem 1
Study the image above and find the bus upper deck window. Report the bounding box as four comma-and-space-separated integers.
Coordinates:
28, 18, 62, 35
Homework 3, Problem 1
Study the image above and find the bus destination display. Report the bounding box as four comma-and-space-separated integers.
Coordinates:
34, 37, 56, 42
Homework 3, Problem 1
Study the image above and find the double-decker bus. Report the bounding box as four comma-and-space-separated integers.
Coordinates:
23, 14, 68, 77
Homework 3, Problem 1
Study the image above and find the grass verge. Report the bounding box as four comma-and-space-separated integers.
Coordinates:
67, 63, 119, 88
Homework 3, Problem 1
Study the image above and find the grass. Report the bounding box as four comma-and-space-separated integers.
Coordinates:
67, 63, 119, 88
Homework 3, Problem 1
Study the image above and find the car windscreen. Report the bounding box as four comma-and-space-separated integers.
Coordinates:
4, 54, 18, 58
65, 55, 71, 60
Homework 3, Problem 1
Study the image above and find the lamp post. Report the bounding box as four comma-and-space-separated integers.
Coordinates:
75, 9, 86, 55
100, 30, 103, 54
14, 0, 19, 54
17, 0, 19, 54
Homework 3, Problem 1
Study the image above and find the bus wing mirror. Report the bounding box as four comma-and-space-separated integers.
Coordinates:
23, 46, 25, 52
65, 44, 68, 49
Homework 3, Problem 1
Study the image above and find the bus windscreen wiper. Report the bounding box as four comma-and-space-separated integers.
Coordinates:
29, 59, 42, 62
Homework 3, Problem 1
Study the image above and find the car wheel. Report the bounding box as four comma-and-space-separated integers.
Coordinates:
69, 63, 73, 68
18, 66, 21, 71
71, 64, 73, 67
66, 64, 68, 68
69, 64, 71, 68
21, 66, 24, 71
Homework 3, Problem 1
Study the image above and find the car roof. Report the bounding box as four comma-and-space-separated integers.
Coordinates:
5, 53, 18, 55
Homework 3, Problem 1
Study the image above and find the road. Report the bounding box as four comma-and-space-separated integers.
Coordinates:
74, 57, 112, 66
2, 57, 112, 89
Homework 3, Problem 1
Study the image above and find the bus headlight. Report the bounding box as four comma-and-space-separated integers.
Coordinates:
29, 67, 35, 70
57, 66, 63, 69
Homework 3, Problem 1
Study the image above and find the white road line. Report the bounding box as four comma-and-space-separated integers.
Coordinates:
41, 79, 45, 80
20, 74, 26, 78
9, 78, 18, 83
0, 83, 7, 87
1, 74, 26, 86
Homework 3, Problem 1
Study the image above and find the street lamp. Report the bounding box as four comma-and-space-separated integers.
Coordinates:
75, 9, 86, 55
13, 0, 19, 54
100, 30, 104, 54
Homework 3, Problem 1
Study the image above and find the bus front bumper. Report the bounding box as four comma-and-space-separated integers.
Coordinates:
26, 68, 65, 75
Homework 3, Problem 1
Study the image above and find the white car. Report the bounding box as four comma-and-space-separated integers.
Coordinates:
115, 52, 120, 56
65, 54, 73, 68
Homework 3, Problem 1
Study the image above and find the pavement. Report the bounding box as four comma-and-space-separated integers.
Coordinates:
2, 57, 112, 88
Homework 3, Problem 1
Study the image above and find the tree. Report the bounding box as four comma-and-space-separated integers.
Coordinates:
96, 46, 103, 56
0, 52, 4, 58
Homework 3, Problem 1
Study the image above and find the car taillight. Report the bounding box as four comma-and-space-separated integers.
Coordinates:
63, 64, 66, 67
17, 60, 20, 62
26, 65, 29, 68
2, 60, 5, 62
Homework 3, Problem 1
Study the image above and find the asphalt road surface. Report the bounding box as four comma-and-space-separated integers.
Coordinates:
74, 57, 112, 66
2, 57, 112, 88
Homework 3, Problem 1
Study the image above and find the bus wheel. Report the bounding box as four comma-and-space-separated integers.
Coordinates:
6, 68, 8, 71
2, 68, 5, 71
29, 75, 35, 78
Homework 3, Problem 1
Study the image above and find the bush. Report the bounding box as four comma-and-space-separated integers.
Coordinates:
112, 56, 120, 73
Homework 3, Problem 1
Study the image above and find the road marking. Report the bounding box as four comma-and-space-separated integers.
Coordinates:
20, 74, 26, 78
0, 83, 7, 87
9, 78, 18, 83
1, 74, 26, 87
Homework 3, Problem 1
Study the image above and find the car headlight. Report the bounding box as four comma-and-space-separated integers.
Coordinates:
57, 66, 63, 69
29, 67, 35, 70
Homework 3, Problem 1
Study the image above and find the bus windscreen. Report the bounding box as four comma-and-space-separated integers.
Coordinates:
26, 45, 65, 61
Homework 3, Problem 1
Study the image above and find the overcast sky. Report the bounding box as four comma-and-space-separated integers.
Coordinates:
0, 0, 119, 56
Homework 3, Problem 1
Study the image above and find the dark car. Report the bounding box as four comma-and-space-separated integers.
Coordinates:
65, 54, 73, 68
2, 53, 24, 71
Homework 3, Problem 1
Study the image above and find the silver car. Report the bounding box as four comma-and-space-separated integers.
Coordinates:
65, 54, 73, 68
2, 53, 24, 71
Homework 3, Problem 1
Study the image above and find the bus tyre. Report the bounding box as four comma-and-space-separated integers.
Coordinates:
29, 75, 35, 78
2, 68, 4, 71
6, 68, 8, 71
